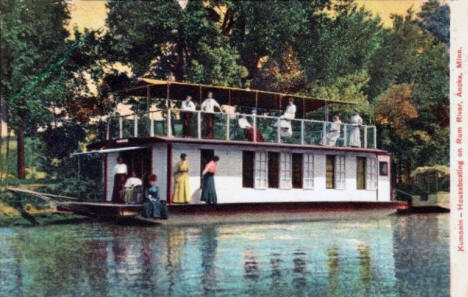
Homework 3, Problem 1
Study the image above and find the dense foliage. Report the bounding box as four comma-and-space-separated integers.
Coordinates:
0, 0, 450, 187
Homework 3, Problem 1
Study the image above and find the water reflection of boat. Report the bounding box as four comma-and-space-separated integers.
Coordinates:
60, 80, 407, 222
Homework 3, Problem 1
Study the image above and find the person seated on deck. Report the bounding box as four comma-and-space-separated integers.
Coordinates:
142, 174, 168, 219
238, 114, 264, 142
123, 171, 143, 204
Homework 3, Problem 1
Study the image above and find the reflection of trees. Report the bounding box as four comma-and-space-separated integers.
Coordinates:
83, 239, 109, 296
139, 230, 159, 295
11, 227, 91, 296
357, 245, 372, 296
326, 246, 339, 297
200, 226, 218, 296
392, 214, 449, 297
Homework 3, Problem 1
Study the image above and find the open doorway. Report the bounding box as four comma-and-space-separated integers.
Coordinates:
120, 148, 152, 187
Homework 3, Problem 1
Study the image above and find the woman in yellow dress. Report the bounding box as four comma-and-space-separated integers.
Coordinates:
173, 153, 191, 203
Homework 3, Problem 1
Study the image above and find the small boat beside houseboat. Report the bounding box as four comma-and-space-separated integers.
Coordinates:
57, 79, 407, 222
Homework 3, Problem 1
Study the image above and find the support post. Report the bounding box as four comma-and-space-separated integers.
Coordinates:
119, 117, 123, 138
324, 104, 329, 122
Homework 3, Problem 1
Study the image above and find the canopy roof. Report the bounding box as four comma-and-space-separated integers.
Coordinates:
122, 78, 355, 115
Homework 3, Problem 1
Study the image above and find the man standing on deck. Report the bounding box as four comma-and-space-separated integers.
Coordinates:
201, 92, 223, 138
276, 97, 296, 137
181, 96, 196, 137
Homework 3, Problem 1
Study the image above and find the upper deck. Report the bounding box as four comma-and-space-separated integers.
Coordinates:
88, 108, 377, 150
84, 79, 379, 152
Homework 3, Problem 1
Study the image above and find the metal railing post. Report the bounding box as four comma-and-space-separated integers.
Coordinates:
364, 125, 368, 148
301, 120, 304, 145
197, 111, 201, 139
343, 124, 347, 147
373, 126, 377, 148
134, 114, 138, 137
119, 117, 123, 138
226, 114, 230, 141
167, 109, 172, 137
277, 118, 281, 143
106, 118, 110, 140
253, 115, 257, 143
322, 122, 326, 145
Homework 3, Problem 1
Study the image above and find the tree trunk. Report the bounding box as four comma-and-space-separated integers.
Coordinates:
16, 127, 25, 179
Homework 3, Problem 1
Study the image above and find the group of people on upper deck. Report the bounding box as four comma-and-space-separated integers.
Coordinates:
177, 92, 364, 147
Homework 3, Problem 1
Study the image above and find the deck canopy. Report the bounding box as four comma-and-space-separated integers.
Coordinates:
122, 78, 355, 115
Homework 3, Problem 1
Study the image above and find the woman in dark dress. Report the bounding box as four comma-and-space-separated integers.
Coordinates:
111, 156, 127, 203
143, 174, 168, 219
201, 156, 219, 205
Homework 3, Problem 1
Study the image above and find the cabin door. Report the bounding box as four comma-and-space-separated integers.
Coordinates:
200, 149, 214, 181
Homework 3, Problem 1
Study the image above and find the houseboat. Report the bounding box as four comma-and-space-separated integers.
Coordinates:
58, 79, 407, 221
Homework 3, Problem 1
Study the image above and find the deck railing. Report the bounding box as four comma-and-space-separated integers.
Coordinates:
99, 109, 377, 149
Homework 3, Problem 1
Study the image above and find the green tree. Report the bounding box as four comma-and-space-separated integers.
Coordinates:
368, 7, 449, 181
298, 2, 384, 85
104, 0, 245, 86
1, 0, 70, 179
417, 0, 450, 44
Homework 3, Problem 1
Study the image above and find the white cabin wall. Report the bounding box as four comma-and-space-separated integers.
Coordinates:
106, 152, 119, 201
152, 143, 168, 200
168, 144, 385, 203
378, 155, 391, 201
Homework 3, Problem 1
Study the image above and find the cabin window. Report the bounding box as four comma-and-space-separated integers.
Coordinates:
379, 161, 388, 176
303, 154, 314, 189
254, 151, 268, 189
280, 153, 292, 189
326, 155, 335, 189
357, 157, 366, 190
335, 155, 345, 189
242, 151, 254, 188
292, 153, 303, 189
268, 152, 280, 188
366, 158, 378, 190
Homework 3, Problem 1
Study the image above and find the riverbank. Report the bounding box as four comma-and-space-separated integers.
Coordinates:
0, 201, 86, 227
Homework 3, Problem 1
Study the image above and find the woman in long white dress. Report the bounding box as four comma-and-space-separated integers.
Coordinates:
326, 115, 342, 146
349, 109, 363, 147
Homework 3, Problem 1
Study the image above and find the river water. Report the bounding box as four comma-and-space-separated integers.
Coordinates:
0, 214, 448, 297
